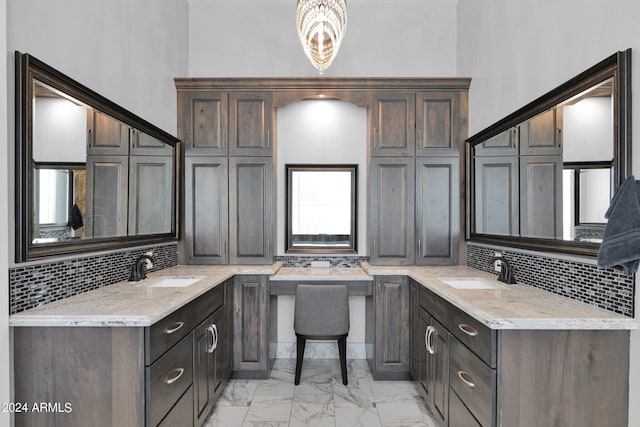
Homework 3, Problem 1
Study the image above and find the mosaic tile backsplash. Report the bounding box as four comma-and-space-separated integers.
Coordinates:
275, 255, 368, 268
10, 243, 178, 314
467, 244, 635, 317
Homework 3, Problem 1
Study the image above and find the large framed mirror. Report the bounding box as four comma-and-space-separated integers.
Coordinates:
286, 164, 357, 253
466, 49, 631, 256
15, 52, 179, 261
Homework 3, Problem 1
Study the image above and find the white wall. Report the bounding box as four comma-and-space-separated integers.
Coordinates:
188, 0, 458, 77
1, 0, 11, 422
33, 98, 87, 163
457, 1, 640, 424
8, 0, 189, 134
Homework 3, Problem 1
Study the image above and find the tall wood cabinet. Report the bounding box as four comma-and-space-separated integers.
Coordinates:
178, 88, 274, 265
177, 78, 469, 267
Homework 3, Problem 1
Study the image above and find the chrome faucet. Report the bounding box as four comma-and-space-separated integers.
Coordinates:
129, 255, 156, 282
490, 256, 517, 284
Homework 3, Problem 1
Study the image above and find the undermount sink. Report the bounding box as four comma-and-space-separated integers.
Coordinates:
438, 277, 503, 290
146, 275, 206, 288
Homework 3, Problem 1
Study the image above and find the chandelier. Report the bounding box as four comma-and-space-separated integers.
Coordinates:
296, 0, 348, 74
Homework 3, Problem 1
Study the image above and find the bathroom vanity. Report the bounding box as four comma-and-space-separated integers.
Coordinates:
10, 264, 635, 427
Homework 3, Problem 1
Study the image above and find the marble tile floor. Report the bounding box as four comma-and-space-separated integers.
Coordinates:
203, 358, 439, 427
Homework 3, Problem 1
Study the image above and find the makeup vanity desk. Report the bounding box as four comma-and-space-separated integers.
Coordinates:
269, 267, 374, 295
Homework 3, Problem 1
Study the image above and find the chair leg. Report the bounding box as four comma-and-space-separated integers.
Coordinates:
338, 335, 348, 385
295, 335, 306, 385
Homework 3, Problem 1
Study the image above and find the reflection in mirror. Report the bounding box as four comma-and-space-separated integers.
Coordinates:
16, 52, 179, 261
286, 165, 357, 253
468, 49, 631, 256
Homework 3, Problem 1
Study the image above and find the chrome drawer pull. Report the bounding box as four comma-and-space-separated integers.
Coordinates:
458, 323, 478, 337
164, 368, 185, 385
164, 321, 185, 335
457, 370, 475, 388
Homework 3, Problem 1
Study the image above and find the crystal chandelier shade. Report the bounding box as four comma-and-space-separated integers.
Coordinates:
296, 0, 347, 73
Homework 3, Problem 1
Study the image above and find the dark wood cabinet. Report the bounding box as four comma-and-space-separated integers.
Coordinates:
183, 157, 229, 264
13, 281, 233, 427
87, 109, 130, 156
409, 279, 629, 427
366, 275, 410, 379
369, 157, 415, 265
371, 92, 415, 156
229, 92, 273, 156
473, 127, 518, 157
519, 108, 562, 156
179, 91, 229, 156
128, 155, 174, 236
415, 157, 460, 265
229, 157, 274, 264
519, 154, 563, 239
416, 91, 462, 155
85, 154, 129, 238
233, 275, 275, 378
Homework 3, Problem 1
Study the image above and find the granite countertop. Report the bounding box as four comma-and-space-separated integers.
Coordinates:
362, 263, 637, 330
9, 264, 280, 328
10, 262, 637, 330
270, 267, 372, 281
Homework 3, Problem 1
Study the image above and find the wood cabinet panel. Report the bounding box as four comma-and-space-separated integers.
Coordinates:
87, 109, 130, 156
449, 389, 482, 427
416, 91, 460, 154
128, 155, 173, 236
519, 108, 562, 156
85, 155, 129, 239
371, 93, 415, 156
183, 157, 229, 264
131, 129, 174, 156
519, 154, 563, 239
473, 128, 518, 157
180, 91, 229, 156
233, 275, 272, 377
369, 157, 415, 265
474, 156, 519, 236
415, 157, 459, 265
229, 157, 274, 264
229, 92, 272, 156
368, 276, 409, 378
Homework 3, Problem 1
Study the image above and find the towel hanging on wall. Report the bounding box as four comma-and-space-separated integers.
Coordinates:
597, 175, 640, 274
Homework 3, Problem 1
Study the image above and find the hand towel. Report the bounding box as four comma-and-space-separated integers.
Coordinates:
597, 175, 640, 274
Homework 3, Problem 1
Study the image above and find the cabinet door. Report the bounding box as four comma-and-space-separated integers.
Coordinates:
371, 93, 415, 156
130, 129, 173, 156
416, 91, 460, 155
473, 128, 518, 157
223, 279, 234, 380
519, 155, 563, 239
417, 308, 431, 401
519, 108, 562, 156
229, 157, 274, 264
449, 389, 482, 427
183, 157, 229, 264
210, 307, 226, 400
372, 276, 409, 375
409, 282, 418, 380
229, 92, 272, 156
179, 91, 229, 156
85, 155, 128, 238
128, 155, 173, 236
369, 157, 415, 265
474, 156, 519, 236
415, 157, 460, 265
193, 317, 215, 426
87, 109, 130, 156
429, 317, 449, 425
234, 275, 270, 376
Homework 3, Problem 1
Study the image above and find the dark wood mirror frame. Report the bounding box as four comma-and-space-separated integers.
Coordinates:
15, 52, 180, 262
466, 49, 632, 257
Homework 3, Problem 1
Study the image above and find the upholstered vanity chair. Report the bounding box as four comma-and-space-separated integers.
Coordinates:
294, 284, 350, 385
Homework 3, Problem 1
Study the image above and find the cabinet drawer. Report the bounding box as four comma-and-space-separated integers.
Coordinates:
147, 333, 193, 427
194, 282, 225, 322
449, 388, 482, 427
157, 385, 194, 427
449, 337, 494, 427
449, 305, 495, 367
146, 303, 195, 364
418, 286, 449, 326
